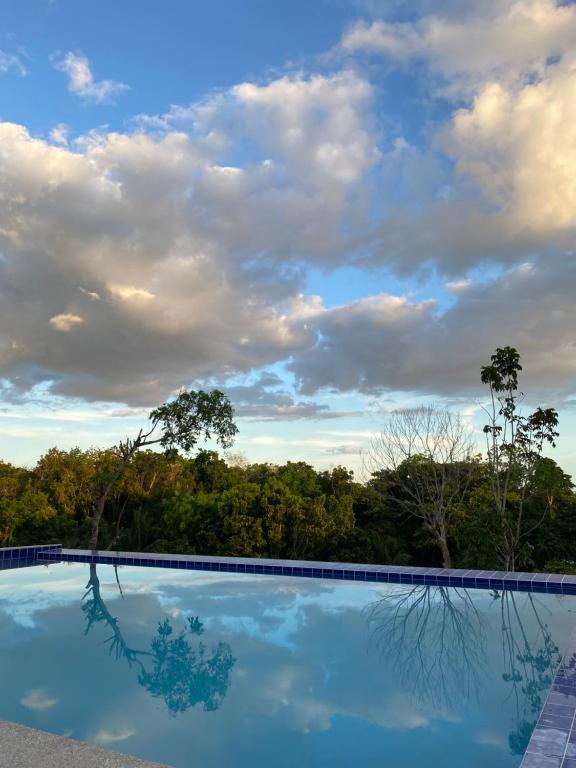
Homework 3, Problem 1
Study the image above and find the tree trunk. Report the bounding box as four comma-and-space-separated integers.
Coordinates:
437, 528, 452, 569
89, 451, 135, 550
89, 495, 108, 550
500, 514, 516, 572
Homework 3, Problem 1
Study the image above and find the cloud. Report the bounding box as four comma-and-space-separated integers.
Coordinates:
2, 38, 576, 413
0, 50, 26, 76
445, 279, 471, 293
340, 0, 576, 93
94, 726, 136, 744
108, 284, 155, 301
322, 443, 362, 455
441, 57, 576, 237
223, 373, 359, 421
0, 70, 380, 407
54, 52, 129, 103
290, 293, 438, 395
20, 688, 58, 711
49, 313, 84, 332
79, 287, 101, 301
232, 71, 379, 185
290, 259, 576, 400
50, 124, 69, 146
334, 1, 576, 278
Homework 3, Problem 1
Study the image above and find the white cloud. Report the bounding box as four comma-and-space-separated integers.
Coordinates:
20, 688, 58, 711
94, 726, 136, 744
0, 68, 381, 406
341, 0, 576, 93
445, 279, 471, 293
79, 287, 101, 301
222, 373, 359, 421
49, 313, 84, 332
441, 58, 576, 236
333, 0, 576, 279
2, 36, 576, 416
50, 123, 69, 146
108, 284, 155, 301
290, 259, 576, 399
232, 71, 379, 185
54, 52, 129, 103
0, 50, 26, 76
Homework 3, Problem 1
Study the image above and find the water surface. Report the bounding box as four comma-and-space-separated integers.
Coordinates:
0, 562, 574, 767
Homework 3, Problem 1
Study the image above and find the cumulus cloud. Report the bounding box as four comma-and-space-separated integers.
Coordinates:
108, 284, 155, 302
20, 688, 58, 711
49, 313, 84, 332
2, 29, 576, 415
94, 726, 136, 744
334, 0, 576, 277
232, 72, 379, 185
441, 57, 576, 236
290, 259, 576, 400
50, 124, 69, 146
341, 0, 576, 93
0, 69, 376, 406
54, 52, 129, 103
223, 373, 359, 421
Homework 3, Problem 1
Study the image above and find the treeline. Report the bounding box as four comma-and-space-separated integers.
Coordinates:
1, 446, 575, 572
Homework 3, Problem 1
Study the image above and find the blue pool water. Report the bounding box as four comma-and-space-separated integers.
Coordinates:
0, 562, 575, 767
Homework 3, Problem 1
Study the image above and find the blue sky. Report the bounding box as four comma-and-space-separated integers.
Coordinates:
1, 0, 576, 475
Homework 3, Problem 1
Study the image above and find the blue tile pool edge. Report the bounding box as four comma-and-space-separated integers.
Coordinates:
0, 544, 61, 561
25, 546, 576, 596
0, 545, 62, 573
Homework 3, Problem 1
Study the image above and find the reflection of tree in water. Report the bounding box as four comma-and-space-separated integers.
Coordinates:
366, 585, 487, 712
82, 564, 235, 715
366, 585, 562, 756
496, 590, 561, 755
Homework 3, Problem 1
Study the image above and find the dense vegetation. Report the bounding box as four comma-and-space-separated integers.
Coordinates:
1, 446, 574, 572
1, 347, 572, 572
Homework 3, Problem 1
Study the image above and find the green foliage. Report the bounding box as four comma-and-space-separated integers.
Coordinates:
138, 619, 236, 714
0, 486, 56, 545
150, 390, 238, 454
2, 439, 576, 571
480, 346, 560, 570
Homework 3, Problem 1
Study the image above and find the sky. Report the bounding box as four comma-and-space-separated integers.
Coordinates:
1, 0, 576, 475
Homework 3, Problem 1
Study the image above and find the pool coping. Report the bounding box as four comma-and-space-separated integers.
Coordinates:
520, 633, 576, 768
4, 543, 576, 768
22, 545, 576, 595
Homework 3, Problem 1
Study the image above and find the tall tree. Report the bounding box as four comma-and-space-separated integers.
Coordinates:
89, 389, 237, 550
365, 405, 474, 567
83, 564, 235, 713
480, 346, 559, 571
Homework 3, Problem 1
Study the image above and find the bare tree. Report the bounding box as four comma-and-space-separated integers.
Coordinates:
366, 585, 487, 711
364, 405, 474, 567
365, 583, 561, 754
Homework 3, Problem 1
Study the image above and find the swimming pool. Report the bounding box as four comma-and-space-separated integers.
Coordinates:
0, 558, 574, 767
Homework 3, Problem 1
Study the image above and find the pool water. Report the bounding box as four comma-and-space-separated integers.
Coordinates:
0, 562, 574, 768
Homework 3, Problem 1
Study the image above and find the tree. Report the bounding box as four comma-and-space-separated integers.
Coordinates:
480, 346, 559, 570
82, 564, 235, 714
367, 585, 486, 710
365, 405, 474, 567
89, 389, 238, 550
0, 486, 56, 545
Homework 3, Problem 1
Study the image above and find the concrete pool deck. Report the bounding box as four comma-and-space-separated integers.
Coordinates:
0, 721, 170, 768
